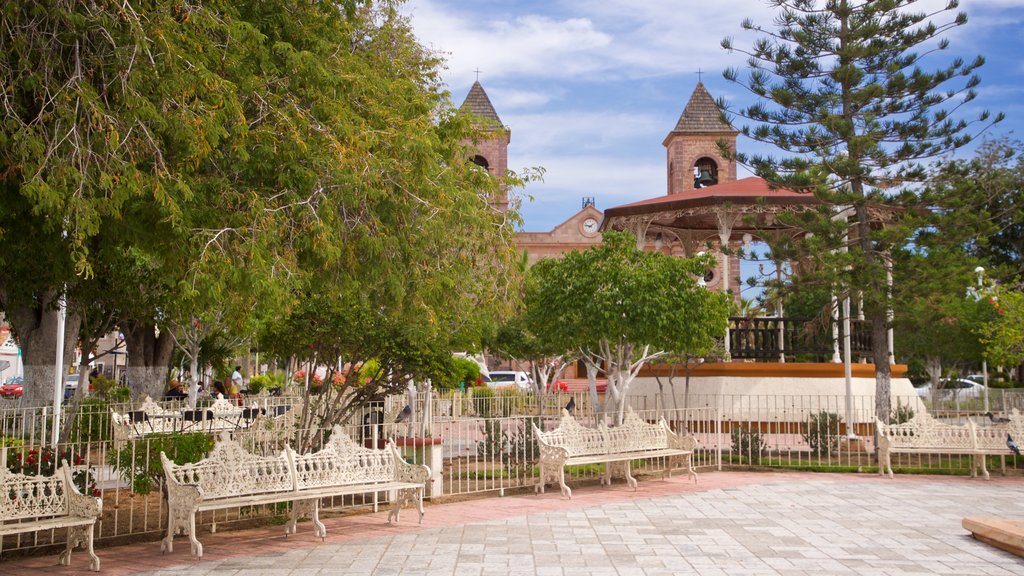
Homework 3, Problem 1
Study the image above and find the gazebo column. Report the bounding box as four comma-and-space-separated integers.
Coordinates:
715, 211, 738, 359
629, 218, 653, 250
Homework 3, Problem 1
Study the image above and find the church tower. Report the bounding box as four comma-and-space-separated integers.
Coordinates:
459, 81, 511, 212
662, 82, 738, 196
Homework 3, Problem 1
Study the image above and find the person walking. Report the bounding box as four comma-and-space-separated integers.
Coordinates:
229, 365, 244, 406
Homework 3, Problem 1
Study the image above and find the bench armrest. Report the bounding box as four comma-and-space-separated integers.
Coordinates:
61, 461, 102, 519
388, 442, 430, 484
160, 452, 203, 506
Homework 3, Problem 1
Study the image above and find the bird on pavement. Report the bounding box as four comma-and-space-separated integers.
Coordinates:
987, 412, 1010, 423
1007, 434, 1021, 456
565, 396, 576, 414
395, 404, 412, 423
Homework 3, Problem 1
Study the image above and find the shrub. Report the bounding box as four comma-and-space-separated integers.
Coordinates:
730, 425, 766, 464
478, 416, 540, 474
90, 374, 118, 399
67, 398, 112, 443
803, 411, 841, 456
247, 374, 271, 395
471, 386, 495, 418
496, 387, 525, 418
107, 433, 213, 495
1, 435, 25, 448
891, 403, 915, 424
6, 446, 99, 496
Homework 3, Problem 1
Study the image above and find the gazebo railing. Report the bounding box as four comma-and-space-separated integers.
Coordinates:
728, 316, 873, 362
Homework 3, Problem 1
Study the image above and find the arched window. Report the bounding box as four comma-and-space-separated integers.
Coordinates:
693, 157, 718, 188
472, 155, 490, 169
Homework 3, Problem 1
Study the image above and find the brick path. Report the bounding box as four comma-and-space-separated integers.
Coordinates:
3, 471, 1023, 575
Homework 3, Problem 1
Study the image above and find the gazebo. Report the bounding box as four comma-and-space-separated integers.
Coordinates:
594, 83, 915, 425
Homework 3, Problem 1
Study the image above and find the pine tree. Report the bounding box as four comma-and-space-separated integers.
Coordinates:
720, 0, 1002, 422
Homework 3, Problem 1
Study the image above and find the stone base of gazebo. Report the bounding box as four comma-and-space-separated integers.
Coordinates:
629, 362, 923, 421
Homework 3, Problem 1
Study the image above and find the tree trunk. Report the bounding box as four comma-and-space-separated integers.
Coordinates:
121, 319, 175, 400
4, 293, 81, 408
925, 356, 942, 408
870, 308, 892, 423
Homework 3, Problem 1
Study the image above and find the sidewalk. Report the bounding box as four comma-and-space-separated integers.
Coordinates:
3, 471, 1022, 575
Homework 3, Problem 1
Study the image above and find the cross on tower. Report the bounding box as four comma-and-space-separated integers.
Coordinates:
474, 68, 482, 82
697, 68, 703, 83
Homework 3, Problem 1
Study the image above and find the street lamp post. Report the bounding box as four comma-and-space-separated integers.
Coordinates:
967, 266, 990, 413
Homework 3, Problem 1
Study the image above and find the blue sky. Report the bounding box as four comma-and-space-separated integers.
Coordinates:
404, 0, 1024, 233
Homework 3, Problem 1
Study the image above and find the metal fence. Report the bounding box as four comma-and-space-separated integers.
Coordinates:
2, 388, 1022, 556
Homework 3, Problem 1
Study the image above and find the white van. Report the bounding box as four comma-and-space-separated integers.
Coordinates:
487, 371, 532, 390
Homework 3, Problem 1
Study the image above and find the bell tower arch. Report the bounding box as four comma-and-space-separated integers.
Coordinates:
663, 82, 738, 195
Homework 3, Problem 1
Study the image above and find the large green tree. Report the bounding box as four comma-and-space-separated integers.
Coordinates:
2, 0, 526, 410
526, 231, 731, 424
891, 245, 989, 403
721, 0, 1002, 421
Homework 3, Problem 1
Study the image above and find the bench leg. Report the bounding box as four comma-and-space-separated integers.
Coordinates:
288, 499, 324, 538
683, 454, 698, 484
975, 454, 991, 480
605, 461, 637, 491
84, 526, 100, 572
558, 467, 572, 499
416, 486, 425, 524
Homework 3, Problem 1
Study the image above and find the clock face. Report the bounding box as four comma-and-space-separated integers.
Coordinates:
582, 218, 599, 235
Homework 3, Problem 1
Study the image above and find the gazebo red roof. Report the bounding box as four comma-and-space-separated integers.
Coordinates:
600, 176, 824, 237
607, 177, 818, 214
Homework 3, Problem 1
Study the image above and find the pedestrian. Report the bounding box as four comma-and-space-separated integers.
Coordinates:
229, 365, 244, 406
164, 380, 187, 401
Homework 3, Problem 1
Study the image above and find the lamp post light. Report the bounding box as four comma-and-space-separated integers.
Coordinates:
967, 266, 991, 413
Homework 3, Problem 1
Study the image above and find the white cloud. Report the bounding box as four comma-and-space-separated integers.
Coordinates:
503, 110, 666, 154
484, 87, 556, 110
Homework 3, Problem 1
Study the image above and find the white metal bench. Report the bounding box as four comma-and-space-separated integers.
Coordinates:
876, 411, 1023, 479
0, 461, 102, 571
160, 426, 429, 557
533, 407, 697, 499
968, 410, 1024, 478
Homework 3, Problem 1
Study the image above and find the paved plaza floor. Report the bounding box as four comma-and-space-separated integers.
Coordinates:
3, 471, 1023, 575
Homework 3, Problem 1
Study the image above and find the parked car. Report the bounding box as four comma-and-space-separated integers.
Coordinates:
0, 376, 23, 398
916, 378, 985, 400
487, 371, 532, 390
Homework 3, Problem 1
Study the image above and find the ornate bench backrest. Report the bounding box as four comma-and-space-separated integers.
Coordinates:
536, 411, 608, 457
604, 408, 669, 453
0, 464, 72, 521
972, 410, 1024, 451
877, 412, 974, 451
138, 396, 176, 417
163, 437, 294, 499
292, 426, 396, 490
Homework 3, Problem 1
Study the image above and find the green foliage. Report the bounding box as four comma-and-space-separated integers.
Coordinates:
432, 356, 480, 391
107, 433, 213, 495
803, 411, 842, 456
891, 403, 915, 425
0, 436, 25, 448
89, 374, 118, 399
525, 231, 731, 418
66, 398, 112, 443
247, 374, 275, 395
730, 426, 767, 465
477, 416, 540, 475
471, 386, 496, 418
980, 289, 1024, 367
6, 447, 99, 496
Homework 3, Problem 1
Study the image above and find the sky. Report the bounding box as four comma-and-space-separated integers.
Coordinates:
403, 0, 1024, 233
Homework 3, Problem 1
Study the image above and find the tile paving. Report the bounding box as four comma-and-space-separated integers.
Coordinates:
2, 471, 1023, 575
